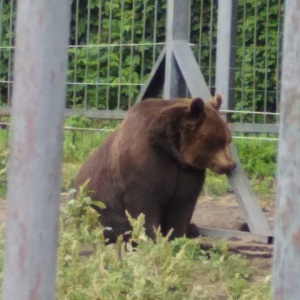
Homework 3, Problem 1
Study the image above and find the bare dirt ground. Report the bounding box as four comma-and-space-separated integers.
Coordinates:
193, 193, 275, 234
192, 193, 275, 281
0, 193, 275, 281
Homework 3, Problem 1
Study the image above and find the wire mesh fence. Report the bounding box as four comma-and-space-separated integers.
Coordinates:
0, 0, 283, 185
0, 0, 283, 126
0, 0, 284, 141
66, 0, 166, 112
232, 0, 284, 125
0, 0, 16, 108
0, 0, 283, 208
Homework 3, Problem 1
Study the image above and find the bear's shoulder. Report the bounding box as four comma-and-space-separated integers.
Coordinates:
129, 98, 190, 115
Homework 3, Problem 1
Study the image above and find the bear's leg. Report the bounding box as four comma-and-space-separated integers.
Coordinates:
161, 168, 204, 239
96, 207, 132, 243
138, 207, 163, 239
162, 197, 198, 239
124, 197, 163, 240
186, 223, 200, 238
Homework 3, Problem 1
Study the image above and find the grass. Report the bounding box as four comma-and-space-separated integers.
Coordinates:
0, 119, 275, 299
0, 116, 278, 198
55, 188, 271, 299
0, 200, 271, 299
202, 135, 278, 198
62, 125, 278, 197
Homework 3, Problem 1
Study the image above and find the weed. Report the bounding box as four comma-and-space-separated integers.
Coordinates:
0, 186, 271, 299
203, 171, 231, 196
53, 186, 271, 299
234, 136, 277, 193
0, 148, 8, 197
202, 136, 278, 197
61, 163, 81, 191
63, 116, 116, 164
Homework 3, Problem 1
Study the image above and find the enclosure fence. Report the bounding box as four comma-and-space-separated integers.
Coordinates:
0, 0, 284, 197
0, 0, 284, 129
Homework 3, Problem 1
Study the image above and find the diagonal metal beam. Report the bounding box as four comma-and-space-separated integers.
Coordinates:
136, 47, 166, 102
172, 40, 211, 101
228, 146, 271, 236
172, 41, 271, 236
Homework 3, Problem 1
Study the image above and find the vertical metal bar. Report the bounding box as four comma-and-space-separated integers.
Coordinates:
197, 0, 204, 65
263, 0, 270, 124
252, 0, 258, 123
117, 0, 125, 110
215, 0, 270, 237
215, 0, 237, 113
0, 0, 3, 57
187, 0, 191, 42
163, 0, 189, 99
0, 0, 4, 106
84, 0, 92, 109
152, 0, 158, 66
72, 0, 80, 108
7, 0, 15, 106
2, 0, 70, 299
240, 0, 246, 122
140, 0, 147, 83
275, 0, 283, 124
95, 0, 103, 109
106, 0, 113, 110
208, 0, 214, 88
272, 0, 300, 298
128, 0, 136, 107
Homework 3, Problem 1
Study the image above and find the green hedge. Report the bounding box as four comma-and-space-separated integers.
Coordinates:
0, 0, 283, 117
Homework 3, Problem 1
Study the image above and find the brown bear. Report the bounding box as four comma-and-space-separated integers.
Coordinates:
74, 95, 236, 242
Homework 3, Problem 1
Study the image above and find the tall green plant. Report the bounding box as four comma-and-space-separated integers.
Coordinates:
55, 185, 271, 299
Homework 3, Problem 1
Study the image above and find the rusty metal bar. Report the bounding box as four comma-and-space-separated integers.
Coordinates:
272, 0, 300, 298
2, 0, 70, 299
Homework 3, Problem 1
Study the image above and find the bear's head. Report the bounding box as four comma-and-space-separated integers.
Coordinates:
149, 95, 236, 174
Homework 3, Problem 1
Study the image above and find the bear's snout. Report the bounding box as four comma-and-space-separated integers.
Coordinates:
224, 160, 237, 173
211, 161, 236, 174
230, 161, 237, 171
210, 148, 237, 174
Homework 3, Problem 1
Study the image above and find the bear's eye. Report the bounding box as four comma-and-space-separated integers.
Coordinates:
214, 127, 231, 148
205, 134, 226, 149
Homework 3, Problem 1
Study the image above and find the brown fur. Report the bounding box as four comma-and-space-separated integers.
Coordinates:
74, 96, 236, 242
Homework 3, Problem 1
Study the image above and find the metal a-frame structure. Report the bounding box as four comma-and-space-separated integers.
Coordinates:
137, 0, 272, 243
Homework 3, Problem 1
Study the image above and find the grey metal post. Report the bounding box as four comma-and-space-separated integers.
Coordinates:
272, 0, 300, 298
163, 0, 189, 99
137, 0, 270, 242
215, 0, 237, 112
215, 0, 270, 238
2, 0, 70, 299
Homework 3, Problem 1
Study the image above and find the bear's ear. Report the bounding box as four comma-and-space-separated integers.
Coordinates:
210, 94, 222, 110
189, 97, 205, 117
